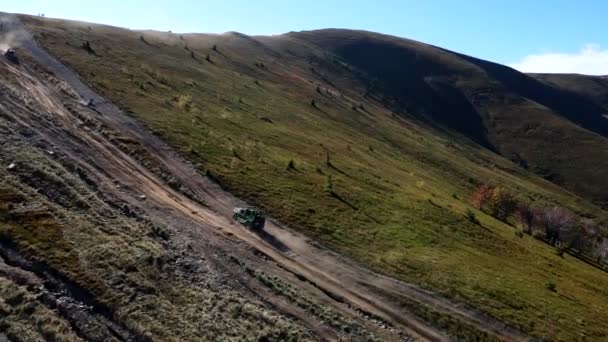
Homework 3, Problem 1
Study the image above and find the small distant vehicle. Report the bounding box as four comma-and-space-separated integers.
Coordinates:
4, 48, 19, 64
233, 207, 266, 230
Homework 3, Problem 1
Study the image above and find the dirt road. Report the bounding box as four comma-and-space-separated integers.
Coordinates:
0, 12, 530, 341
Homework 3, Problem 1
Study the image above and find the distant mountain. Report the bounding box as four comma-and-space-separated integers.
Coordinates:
531, 73, 608, 112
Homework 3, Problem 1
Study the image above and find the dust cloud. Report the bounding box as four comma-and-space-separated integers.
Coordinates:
0, 18, 27, 53
0, 30, 27, 52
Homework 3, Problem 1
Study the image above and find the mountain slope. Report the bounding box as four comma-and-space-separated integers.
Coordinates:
2, 13, 608, 341
285, 29, 608, 207
531, 73, 608, 112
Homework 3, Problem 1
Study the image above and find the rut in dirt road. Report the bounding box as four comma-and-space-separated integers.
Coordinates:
0, 243, 140, 342
1, 12, 531, 341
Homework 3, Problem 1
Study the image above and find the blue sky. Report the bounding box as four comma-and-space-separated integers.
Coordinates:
3, 1, 608, 74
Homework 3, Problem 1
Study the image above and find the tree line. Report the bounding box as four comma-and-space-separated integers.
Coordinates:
471, 184, 608, 265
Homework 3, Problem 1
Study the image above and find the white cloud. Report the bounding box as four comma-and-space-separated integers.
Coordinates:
508, 44, 608, 75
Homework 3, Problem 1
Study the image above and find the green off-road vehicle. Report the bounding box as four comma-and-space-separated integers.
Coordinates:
233, 207, 266, 230
4, 48, 19, 64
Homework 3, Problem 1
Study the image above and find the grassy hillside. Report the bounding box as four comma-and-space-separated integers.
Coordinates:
531, 73, 608, 112
286, 30, 608, 207
18, 15, 608, 340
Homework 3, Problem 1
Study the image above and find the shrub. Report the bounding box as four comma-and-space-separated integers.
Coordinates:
487, 186, 517, 221
232, 149, 242, 160
471, 184, 517, 221
82, 40, 95, 54
324, 175, 334, 194
150, 225, 170, 241
545, 281, 557, 292
174, 94, 193, 111
465, 209, 480, 225
515, 203, 534, 233
286, 159, 296, 170
471, 184, 493, 209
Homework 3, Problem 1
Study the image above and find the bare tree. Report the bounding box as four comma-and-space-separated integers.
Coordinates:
532, 207, 550, 240
553, 207, 578, 247
570, 218, 598, 253
579, 218, 598, 237
533, 206, 576, 246
594, 237, 608, 264
515, 203, 534, 233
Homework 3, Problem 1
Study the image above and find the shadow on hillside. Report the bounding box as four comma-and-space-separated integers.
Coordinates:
329, 191, 358, 210
331, 39, 494, 149
251, 227, 292, 254
452, 51, 608, 138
